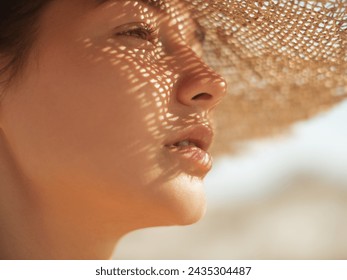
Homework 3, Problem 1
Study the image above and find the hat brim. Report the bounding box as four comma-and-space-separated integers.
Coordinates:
184, 0, 347, 153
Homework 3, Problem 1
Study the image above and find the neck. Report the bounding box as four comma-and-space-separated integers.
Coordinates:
0, 198, 123, 260
0, 178, 124, 260
0, 132, 124, 260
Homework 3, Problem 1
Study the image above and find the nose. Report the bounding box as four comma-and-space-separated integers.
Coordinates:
174, 48, 227, 111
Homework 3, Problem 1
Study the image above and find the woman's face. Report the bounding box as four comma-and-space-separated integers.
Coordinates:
0, 0, 226, 231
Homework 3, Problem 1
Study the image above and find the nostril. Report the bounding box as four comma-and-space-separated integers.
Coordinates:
192, 93, 212, 101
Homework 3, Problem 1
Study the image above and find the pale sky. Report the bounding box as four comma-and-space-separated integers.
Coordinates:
206, 99, 347, 204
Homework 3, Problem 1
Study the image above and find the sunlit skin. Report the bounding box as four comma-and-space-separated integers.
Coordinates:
0, 0, 226, 259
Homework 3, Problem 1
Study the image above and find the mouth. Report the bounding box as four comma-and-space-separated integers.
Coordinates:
164, 124, 213, 177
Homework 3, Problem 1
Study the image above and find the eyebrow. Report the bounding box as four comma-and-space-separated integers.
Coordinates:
95, 0, 206, 44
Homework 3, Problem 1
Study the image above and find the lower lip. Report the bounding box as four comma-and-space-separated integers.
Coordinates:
165, 145, 212, 177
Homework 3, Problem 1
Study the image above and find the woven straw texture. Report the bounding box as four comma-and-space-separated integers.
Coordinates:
182, 0, 347, 153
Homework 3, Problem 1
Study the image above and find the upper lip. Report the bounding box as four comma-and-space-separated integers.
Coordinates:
164, 124, 214, 151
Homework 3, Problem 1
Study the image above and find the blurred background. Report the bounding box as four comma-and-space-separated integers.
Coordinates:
114, 100, 347, 259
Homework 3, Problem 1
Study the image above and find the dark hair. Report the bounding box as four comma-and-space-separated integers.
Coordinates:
0, 0, 51, 92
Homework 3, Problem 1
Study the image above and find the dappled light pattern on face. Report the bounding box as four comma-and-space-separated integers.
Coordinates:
0, 0, 228, 229
76, 0, 226, 184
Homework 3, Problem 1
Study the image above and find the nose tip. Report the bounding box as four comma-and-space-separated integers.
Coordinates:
176, 67, 227, 110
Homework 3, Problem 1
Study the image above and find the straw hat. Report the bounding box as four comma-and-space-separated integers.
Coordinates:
180, 0, 347, 154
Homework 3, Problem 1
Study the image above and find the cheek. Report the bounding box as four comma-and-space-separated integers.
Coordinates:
1, 42, 171, 191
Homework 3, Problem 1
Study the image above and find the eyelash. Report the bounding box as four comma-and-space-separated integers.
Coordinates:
115, 23, 158, 43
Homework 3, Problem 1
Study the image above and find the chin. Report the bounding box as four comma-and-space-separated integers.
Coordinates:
144, 175, 207, 227
175, 197, 207, 226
